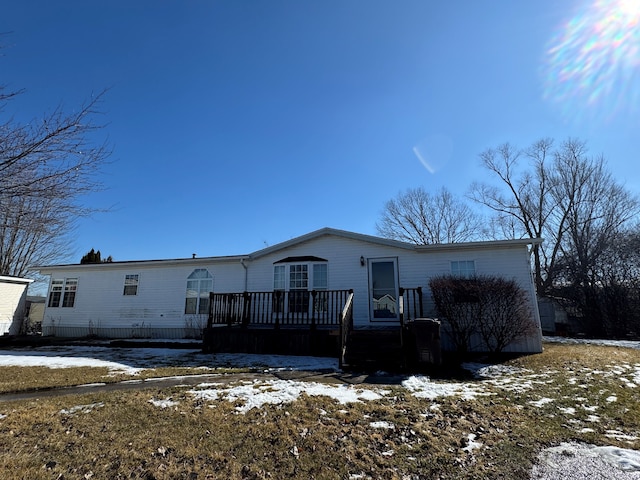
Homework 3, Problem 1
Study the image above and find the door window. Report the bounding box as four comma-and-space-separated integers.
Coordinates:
370, 259, 398, 320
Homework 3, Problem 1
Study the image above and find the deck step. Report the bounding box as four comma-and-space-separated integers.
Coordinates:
342, 329, 406, 371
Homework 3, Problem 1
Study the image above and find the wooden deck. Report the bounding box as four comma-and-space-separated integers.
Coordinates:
202, 288, 437, 370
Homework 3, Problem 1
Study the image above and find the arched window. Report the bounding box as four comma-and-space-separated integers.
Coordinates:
185, 269, 213, 314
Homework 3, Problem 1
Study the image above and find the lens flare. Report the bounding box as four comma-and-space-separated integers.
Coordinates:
541, 0, 640, 122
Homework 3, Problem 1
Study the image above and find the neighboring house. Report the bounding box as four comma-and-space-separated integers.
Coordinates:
34, 228, 543, 354
0, 276, 34, 335
25, 296, 46, 334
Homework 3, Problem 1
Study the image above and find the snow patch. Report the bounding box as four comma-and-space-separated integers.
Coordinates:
369, 421, 395, 429
402, 376, 486, 400
59, 402, 104, 415
461, 433, 482, 453
529, 397, 554, 408
149, 398, 178, 408
534, 442, 640, 475
190, 379, 386, 413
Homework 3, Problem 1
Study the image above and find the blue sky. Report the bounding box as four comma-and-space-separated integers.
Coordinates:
3, 1, 640, 262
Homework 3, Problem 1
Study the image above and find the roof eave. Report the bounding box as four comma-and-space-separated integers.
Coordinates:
414, 237, 543, 252
32, 254, 251, 274
0, 275, 35, 285
249, 227, 415, 260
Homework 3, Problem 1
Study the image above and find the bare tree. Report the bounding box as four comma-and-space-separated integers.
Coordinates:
469, 138, 639, 298
469, 138, 564, 295
471, 138, 640, 336
377, 186, 483, 244
0, 83, 110, 278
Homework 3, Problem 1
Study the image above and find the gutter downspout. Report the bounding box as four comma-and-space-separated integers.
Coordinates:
240, 258, 248, 291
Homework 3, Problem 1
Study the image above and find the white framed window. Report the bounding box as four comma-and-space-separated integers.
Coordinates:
451, 260, 476, 278
123, 274, 139, 296
288, 264, 309, 313
313, 263, 328, 290
48, 279, 64, 307
272, 263, 329, 291
312, 263, 328, 313
273, 265, 286, 290
272, 261, 329, 314
185, 269, 213, 314
289, 264, 309, 289
48, 278, 78, 308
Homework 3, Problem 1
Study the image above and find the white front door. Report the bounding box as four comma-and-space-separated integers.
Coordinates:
368, 258, 399, 322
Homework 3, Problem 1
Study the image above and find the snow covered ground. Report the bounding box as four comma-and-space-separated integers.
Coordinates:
0, 345, 340, 375
1, 337, 640, 476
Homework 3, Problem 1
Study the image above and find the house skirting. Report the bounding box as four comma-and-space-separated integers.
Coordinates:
41, 324, 203, 340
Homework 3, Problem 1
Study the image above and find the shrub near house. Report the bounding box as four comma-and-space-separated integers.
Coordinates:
430, 275, 537, 355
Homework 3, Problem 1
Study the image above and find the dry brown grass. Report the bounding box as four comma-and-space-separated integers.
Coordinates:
0, 366, 249, 394
0, 342, 638, 479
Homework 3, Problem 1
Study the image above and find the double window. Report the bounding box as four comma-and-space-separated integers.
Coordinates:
185, 269, 213, 314
48, 278, 78, 308
451, 260, 476, 278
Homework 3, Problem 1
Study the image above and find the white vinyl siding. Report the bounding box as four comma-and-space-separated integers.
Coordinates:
36, 230, 541, 352
0, 277, 32, 335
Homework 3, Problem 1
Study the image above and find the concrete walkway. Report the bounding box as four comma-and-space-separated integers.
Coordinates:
0, 369, 408, 403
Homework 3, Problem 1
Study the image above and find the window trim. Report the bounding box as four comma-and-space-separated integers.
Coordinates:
272, 262, 329, 314
123, 274, 140, 296
185, 269, 213, 315
450, 260, 476, 278
272, 262, 328, 291
48, 278, 78, 308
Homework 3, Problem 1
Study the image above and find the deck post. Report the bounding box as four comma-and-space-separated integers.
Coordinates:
207, 292, 214, 329
225, 293, 234, 327
310, 290, 317, 331
242, 291, 251, 328
273, 291, 281, 330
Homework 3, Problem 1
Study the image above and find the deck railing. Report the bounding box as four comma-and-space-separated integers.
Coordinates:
399, 287, 424, 324
398, 287, 424, 369
207, 289, 353, 329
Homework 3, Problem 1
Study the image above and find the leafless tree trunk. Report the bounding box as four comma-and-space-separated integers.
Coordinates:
469, 138, 565, 295
0, 84, 110, 278
377, 186, 483, 244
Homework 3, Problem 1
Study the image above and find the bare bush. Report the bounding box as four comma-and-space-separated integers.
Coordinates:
429, 275, 536, 354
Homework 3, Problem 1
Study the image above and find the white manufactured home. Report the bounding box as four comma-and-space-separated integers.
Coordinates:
0, 275, 34, 336
35, 228, 543, 356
